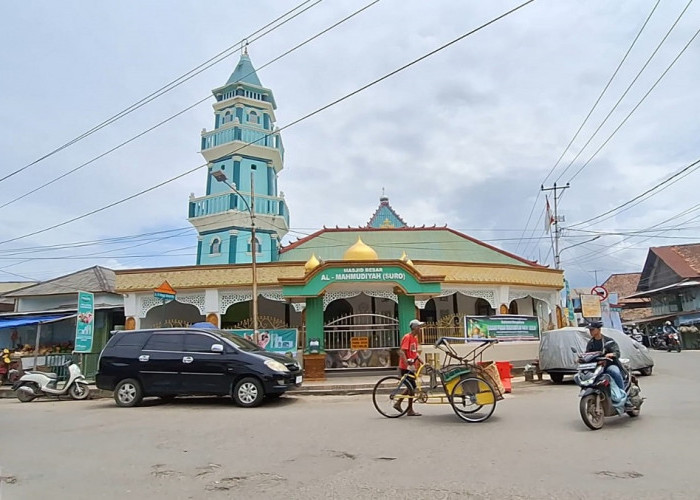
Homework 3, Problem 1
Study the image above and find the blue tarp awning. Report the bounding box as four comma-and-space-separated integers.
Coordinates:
0, 314, 75, 329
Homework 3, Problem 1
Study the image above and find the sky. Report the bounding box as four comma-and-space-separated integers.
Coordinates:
0, 0, 698, 290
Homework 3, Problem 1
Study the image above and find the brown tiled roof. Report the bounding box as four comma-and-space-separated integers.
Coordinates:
651, 244, 700, 279
602, 273, 642, 297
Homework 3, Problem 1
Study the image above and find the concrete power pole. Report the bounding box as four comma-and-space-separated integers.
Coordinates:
541, 182, 570, 270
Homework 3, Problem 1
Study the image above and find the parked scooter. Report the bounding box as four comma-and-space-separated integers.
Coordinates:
572, 348, 644, 430
12, 359, 89, 402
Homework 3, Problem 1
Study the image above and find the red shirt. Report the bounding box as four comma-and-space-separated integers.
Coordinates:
399, 333, 419, 370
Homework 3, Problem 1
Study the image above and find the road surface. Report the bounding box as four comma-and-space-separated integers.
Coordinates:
1, 351, 698, 499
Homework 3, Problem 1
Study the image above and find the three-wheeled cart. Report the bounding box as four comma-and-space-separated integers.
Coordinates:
372, 336, 504, 422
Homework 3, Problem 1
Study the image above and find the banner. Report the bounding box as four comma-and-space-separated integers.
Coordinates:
580, 294, 602, 318
325, 348, 392, 369
229, 329, 298, 357
74, 291, 95, 353
464, 315, 540, 340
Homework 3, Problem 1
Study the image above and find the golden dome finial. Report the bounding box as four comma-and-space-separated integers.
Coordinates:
343, 237, 378, 261
400, 250, 414, 267
304, 253, 320, 272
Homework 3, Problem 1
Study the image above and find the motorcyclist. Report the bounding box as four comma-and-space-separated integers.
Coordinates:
585, 321, 626, 399
662, 320, 680, 348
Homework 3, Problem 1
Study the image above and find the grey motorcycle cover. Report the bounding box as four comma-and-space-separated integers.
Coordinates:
538, 327, 654, 372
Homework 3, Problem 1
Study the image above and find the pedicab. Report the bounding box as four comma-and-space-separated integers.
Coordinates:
372, 336, 505, 422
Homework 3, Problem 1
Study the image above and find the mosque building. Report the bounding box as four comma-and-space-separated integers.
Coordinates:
115, 51, 564, 373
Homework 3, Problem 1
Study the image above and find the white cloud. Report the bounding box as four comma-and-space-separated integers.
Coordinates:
0, 0, 699, 287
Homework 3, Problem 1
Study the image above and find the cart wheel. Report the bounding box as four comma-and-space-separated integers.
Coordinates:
450, 376, 496, 423
372, 376, 412, 418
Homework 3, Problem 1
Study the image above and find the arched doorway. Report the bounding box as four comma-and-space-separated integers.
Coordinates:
475, 298, 495, 316
324, 299, 353, 323
420, 299, 437, 323
142, 301, 204, 329
508, 300, 519, 314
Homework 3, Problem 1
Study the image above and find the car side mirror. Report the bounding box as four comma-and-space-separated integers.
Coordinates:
211, 343, 224, 353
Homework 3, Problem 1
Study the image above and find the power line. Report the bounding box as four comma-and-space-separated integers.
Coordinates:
0, 0, 536, 249
0, 1, 382, 210
0, 0, 323, 185
512, 0, 661, 254
556, 0, 696, 183
568, 157, 700, 228
567, 28, 699, 183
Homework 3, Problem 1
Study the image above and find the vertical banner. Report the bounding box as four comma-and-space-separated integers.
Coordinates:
565, 279, 575, 325
74, 291, 95, 353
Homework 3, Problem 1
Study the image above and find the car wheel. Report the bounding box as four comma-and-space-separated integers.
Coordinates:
233, 377, 264, 407
549, 372, 565, 384
639, 367, 653, 376
114, 379, 143, 408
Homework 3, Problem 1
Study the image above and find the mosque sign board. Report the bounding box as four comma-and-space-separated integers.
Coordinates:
282, 265, 441, 297
465, 315, 540, 340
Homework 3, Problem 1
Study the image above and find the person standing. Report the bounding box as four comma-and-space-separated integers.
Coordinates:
394, 319, 424, 416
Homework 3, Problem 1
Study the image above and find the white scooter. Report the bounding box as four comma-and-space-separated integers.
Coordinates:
12, 359, 90, 402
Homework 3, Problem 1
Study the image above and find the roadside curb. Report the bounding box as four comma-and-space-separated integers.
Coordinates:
1, 377, 541, 400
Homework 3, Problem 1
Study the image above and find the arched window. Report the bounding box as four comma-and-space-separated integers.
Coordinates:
248, 110, 259, 124
247, 237, 261, 254
223, 111, 231, 124
210, 238, 221, 255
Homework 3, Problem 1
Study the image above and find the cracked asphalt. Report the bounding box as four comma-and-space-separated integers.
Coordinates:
1, 351, 699, 499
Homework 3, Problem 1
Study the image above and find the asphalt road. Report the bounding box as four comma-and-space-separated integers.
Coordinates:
1, 351, 699, 500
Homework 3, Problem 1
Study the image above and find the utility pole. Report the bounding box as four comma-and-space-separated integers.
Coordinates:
250, 167, 258, 345
590, 270, 601, 286
541, 182, 570, 270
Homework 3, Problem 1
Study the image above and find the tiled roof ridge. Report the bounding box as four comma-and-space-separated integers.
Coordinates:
279, 226, 546, 268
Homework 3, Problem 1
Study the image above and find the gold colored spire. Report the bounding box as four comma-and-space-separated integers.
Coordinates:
343, 237, 378, 261
304, 253, 320, 272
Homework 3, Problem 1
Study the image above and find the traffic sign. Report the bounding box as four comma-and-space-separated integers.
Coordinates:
591, 285, 608, 301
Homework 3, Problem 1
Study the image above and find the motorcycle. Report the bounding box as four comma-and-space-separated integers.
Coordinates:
12, 359, 90, 402
664, 331, 682, 352
572, 348, 644, 430
649, 331, 682, 352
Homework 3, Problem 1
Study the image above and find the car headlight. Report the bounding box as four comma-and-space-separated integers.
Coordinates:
264, 359, 289, 373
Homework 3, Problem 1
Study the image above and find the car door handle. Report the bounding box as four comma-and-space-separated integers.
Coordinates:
139, 355, 150, 362
182, 356, 194, 364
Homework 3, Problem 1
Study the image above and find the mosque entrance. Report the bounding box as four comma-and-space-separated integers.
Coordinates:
323, 313, 400, 370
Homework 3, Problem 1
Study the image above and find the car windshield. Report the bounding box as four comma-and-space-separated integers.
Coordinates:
214, 330, 263, 352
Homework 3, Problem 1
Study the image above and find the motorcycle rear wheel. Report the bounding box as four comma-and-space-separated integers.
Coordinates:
16, 386, 36, 403
627, 409, 640, 417
69, 382, 90, 400
580, 394, 604, 430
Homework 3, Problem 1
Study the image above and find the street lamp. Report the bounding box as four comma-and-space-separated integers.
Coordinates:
211, 168, 258, 343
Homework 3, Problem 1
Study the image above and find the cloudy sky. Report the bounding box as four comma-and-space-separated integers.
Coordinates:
1, 0, 698, 289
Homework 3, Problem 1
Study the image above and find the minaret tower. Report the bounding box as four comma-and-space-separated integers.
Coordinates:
188, 48, 289, 265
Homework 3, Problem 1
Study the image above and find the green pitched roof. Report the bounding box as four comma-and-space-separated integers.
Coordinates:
226, 53, 262, 86
279, 227, 540, 267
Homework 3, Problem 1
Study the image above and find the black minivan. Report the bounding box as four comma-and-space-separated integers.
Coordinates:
96, 328, 302, 407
